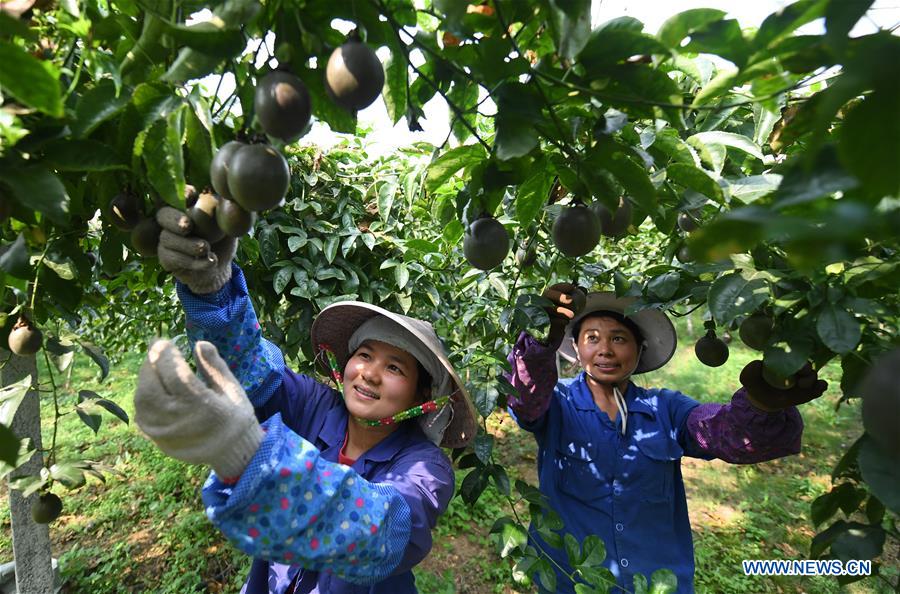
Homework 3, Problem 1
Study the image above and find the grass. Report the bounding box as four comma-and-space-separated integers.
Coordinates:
0, 330, 895, 593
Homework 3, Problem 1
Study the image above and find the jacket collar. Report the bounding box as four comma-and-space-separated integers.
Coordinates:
571, 373, 657, 419
318, 403, 424, 466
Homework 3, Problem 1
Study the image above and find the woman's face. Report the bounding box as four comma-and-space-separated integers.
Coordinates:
574, 316, 640, 384
342, 339, 423, 421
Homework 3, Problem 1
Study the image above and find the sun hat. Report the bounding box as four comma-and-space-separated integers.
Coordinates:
310, 301, 477, 448
558, 292, 677, 374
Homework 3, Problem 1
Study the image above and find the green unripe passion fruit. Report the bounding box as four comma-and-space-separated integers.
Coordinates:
254, 70, 312, 142
31, 492, 62, 524
694, 331, 729, 367
675, 245, 693, 264
677, 211, 700, 232
860, 348, 900, 458
325, 40, 385, 111
463, 217, 509, 270
209, 141, 246, 201
130, 217, 162, 258
8, 317, 43, 356
187, 191, 225, 243
216, 198, 256, 238
552, 204, 601, 257
226, 144, 290, 212
739, 314, 775, 351
106, 192, 143, 231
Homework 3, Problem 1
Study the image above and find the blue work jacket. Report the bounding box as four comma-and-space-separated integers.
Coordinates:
512, 373, 707, 593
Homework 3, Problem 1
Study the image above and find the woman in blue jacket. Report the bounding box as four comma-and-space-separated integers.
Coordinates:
133, 207, 476, 593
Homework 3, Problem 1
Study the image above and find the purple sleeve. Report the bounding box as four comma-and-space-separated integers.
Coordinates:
504, 331, 559, 424
684, 387, 804, 464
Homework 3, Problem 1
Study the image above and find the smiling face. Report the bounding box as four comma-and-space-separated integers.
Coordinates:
574, 315, 641, 385
342, 339, 424, 421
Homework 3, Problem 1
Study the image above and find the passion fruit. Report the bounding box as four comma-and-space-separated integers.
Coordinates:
254, 70, 312, 142
209, 140, 247, 201
552, 204, 601, 257
8, 317, 42, 356
675, 245, 693, 264
677, 211, 700, 232
739, 314, 774, 351
31, 492, 62, 524
187, 190, 224, 243
106, 192, 143, 231
216, 198, 256, 238
463, 217, 509, 270
590, 197, 632, 238
694, 330, 729, 367
325, 40, 385, 111
860, 348, 900, 458
130, 217, 162, 258
226, 144, 291, 212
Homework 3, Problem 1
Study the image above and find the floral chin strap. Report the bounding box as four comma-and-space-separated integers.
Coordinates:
317, 344, 450, 428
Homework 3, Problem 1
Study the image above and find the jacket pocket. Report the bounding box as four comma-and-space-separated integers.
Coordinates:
553, 441, 612, 505
632, 435, 682, 502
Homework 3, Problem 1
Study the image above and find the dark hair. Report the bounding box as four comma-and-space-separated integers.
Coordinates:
571, 310, 644, 345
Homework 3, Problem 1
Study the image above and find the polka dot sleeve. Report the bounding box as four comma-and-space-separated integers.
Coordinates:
202, 414, 412, 585
177, 263, 285, 408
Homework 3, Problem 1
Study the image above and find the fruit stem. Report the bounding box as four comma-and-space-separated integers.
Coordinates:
28, 243, 52, 315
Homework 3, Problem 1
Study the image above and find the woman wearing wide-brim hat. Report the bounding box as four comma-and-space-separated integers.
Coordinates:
132, 208, 476, 594
505, 283, 827, 594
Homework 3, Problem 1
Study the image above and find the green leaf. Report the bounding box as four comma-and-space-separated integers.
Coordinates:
649, 569, 678, 594
753, 0, 828, 51
602, 153, 657, 213
548, 0, 592, 61
497, 520, 528, 558
830, 521, 886, 563
425, 144, 487, 194
162, 20, 244, 57
686, 132, 763, 160
581, 534, 606, 567
816, 304, 861, 354
0, 11, 37, 40
474, 432, 493, 464
324, 236, 340, 264
658, 8, 726, 49
727, 174, 781, 204
0, 423, 20, 468
682, 19, 751, 68
41, 139, 127, 172
763, 336, 813, 378
273, 266, 293, 294
49, 461, 87, 488
0, 166, 70, 224
825, 0, 875, 43
692, 68, 739, 107
72, 80, 131, 138
79, 341, 109, 381
95, 399, 129, 425
143, 109, 186, 208
0, 40, 63, 117
859, 437, 900, 513
648, 271, 680, 300
707, 271, 770, 326
43, 255, 76, 280
839, 92, 900, 199
811, 488, 843, 527
564, 533, 582, 566
666, 163, 724, 204
394, 263, 409, 290
579, 29, 669, 75
773, 147, 858, 208
495, 82, 542, 161
0, 376, 31, 427
0, 234, 31, 279
383, 51, 408, 125
515, 167, 552, 228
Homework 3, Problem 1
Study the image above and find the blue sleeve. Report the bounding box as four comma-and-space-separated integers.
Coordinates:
658, 389, 710, 459
178, 263, 285, 409
202, 414, 412, 585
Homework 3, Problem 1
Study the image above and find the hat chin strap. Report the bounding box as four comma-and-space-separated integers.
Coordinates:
575, 341, 645, 435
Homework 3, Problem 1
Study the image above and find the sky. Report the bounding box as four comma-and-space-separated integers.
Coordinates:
203, 0, 899, 154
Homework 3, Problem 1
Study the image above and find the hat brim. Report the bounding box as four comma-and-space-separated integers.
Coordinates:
558, 292, 677, 374
310, 301, 477, 448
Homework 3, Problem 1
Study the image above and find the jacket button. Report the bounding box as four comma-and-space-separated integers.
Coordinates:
621, 558, 629, 568
616, 523, 624, 532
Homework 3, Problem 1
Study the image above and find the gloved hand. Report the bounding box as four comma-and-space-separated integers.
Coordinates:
740, 360, 828, 411
156, 207, 237, 294
134, 339, 264, 479
541, 283, 586, 350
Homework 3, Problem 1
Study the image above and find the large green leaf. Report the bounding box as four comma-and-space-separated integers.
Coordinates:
515, 166, 552, 228
839, 92, 900, 199
598, 152, 656, 214
825, 0, 876, 43
548, 0, 592, 61
686, 132, 763, 160
71, 80, 132, 138
0, 423, 20, 468
41, 139, 128, 172
658, 8, 726, 49
859, 437, 900, 513
816, 303, 861, 354
143, 109, 185, 208
0, 166, 70, 224
494, 82, 542, 161
752, 0, 828, 52
666, 163, 724, 203
579, 29, 669, 75
383, 51, 408, 126
161, 20, 244, 57
682, 19, 751, 68
707, 270, 770, 325
0, 376, 31, 427
425, 144, 487, 194
0, 40, 63, 117
0, 234, 31, 279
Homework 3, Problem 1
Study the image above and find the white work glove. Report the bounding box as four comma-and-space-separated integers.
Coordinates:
156, 207, 237, 294
134, 339, 264, 479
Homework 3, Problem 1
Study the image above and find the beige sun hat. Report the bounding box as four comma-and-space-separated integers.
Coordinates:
310, 301, 476, 449
558, 292, 677, 374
